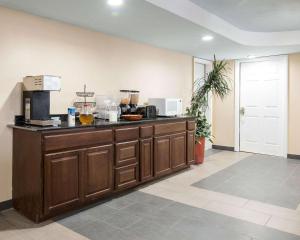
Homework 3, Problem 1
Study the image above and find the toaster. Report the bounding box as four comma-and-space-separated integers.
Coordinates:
136, 105, 157, 118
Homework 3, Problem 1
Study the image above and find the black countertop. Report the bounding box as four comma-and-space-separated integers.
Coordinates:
8, 116, 195, 132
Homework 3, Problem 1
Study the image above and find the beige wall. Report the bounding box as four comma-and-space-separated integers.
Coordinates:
0, 7, 193, 202
212, 60, 235, 147
212, 55, 300, 156
288, 54, 300, 155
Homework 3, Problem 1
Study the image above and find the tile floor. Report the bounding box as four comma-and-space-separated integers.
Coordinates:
1, 150, 300, 239
193, 154, 300, 209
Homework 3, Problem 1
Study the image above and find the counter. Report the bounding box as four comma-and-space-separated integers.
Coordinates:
8, 116, 194, 131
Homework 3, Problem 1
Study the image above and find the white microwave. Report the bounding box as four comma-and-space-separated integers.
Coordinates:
148, 98, 183, 116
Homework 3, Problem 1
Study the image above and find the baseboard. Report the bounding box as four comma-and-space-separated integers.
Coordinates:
0, 199, 12, 211
287, 154, 300, 160
212, 145, 234, 151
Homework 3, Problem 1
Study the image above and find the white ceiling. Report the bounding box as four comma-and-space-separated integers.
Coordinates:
191, 0, 300, 32
0, 0, 300, 60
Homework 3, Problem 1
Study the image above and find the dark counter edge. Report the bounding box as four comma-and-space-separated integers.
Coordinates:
8, 116, 196, 132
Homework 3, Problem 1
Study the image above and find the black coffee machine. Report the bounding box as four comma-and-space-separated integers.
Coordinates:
22, 75, 61, 126
23, 91, 53, 126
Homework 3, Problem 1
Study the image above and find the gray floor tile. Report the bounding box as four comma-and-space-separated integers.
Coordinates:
164, 228, 191, 240
163, 202, 210, 219
126, 218, 170, 240
193, 153, 300, 209
74, 220, 142, 240
221, 215, 300, 240
82, 204, 119, 221
105, 195, 136, 210
172, 217, 252, 240
143, 208, 182, 228
58, 204, 119, 230
58, 210, 99, 230
192, 170, 234, 190
58, 191, 300, 240
121, 202, 163, 217
123, 191, 174, 209
0, 215, 14, 231
103, 211, 142, 229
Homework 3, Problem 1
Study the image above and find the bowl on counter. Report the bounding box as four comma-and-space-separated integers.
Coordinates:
122, 114, 143, 121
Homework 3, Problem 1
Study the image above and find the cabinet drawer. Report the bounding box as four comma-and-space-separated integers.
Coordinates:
115, 127, 139, 142
115, 141, 139, 167
115, 164, 139, 190
43, 130, 113, 152
154, 122, 186, 136
140, 125, 153, 138
187, 121, 196, 131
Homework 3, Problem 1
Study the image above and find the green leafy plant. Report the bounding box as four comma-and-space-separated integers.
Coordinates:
186, 55, 230, 143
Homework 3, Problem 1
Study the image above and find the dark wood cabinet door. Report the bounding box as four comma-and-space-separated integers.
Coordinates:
115, 164, 139, 190
115, 140, 139, 167
187, 131, 195, 165
44, 150, 83, 215
83, 145, 113, 201
171, 132, 187, 171
140, 138, 153, 182
154, 136, 172, 177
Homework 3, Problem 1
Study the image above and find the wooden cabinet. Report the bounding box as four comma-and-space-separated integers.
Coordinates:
187, 131, 195, 165
154, 136, 172, 177
12, 118, 195, 222
44, 145, 114, 214
44, 150, 84, 215
83, 145, 113, 201
171, 132, 187, 171
154, 132, 187, 177
140, 138, 153, 182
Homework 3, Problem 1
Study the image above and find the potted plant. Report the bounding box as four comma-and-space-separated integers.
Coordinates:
186, 55, 230, 164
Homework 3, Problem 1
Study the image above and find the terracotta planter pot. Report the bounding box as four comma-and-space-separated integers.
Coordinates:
195, 137, 205, 164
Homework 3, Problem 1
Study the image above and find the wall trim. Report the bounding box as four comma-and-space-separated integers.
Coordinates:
212, 145, 234, 151
0, 199, 12, 211
287, 154, 300, 160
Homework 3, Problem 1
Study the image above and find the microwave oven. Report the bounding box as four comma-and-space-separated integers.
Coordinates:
148, 98, 183, 116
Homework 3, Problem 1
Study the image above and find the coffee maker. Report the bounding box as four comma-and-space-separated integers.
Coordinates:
23, 75, 61, 126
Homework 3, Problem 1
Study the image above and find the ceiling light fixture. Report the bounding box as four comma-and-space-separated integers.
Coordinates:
107, 0, 123, 7
202, 35, 214, 41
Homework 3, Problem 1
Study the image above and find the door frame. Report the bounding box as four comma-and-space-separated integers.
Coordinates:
234, 55, 288, 157
193, 57, 213, 150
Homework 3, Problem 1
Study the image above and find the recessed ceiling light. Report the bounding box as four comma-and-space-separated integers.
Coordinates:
202, 35, 214, 41
247, 55, 256, 59
107, 0, 123, 7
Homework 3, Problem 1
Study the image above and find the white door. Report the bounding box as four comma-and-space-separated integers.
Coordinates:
239, 56, 287, 156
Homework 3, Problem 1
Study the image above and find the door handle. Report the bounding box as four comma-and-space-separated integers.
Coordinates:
240, 107, 245, 116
